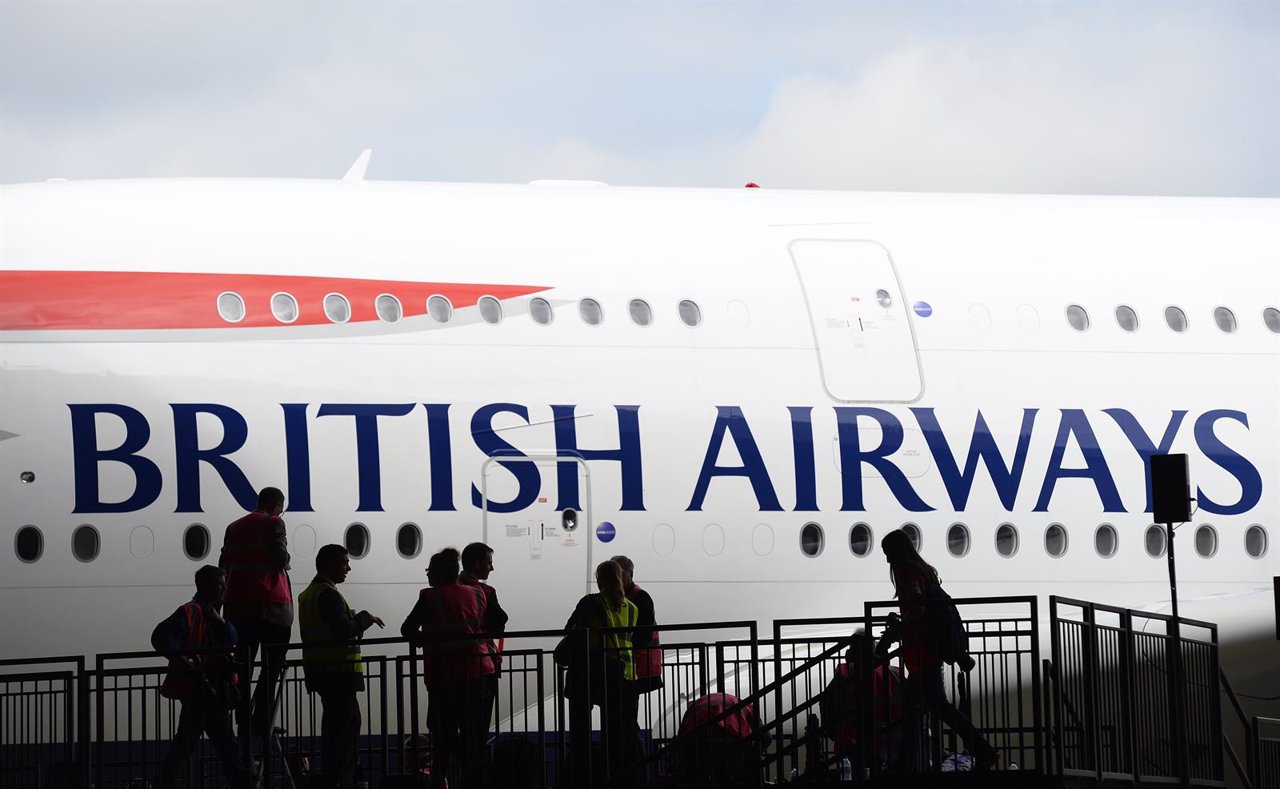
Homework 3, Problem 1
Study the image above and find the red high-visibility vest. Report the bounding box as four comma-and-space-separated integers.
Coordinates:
679, 693, 755, 741
626, 583, 662, 682
417, 584, 494, 685
459, 576, 502, 669
159, 603, 242, 699
221, 512, 291, 607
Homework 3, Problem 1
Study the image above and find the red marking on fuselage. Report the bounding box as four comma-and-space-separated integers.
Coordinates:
0, 271, 549, 330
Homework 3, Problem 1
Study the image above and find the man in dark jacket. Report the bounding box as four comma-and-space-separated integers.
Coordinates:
298, 544, 384, 789
152, 565, 250, 789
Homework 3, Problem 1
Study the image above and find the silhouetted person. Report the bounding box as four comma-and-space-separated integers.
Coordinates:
152, 565, 250, 789
676, 692, 763, 784
401, 548, 494, 789
821, 631, 905, 773
611, 555, 661, 694
562, 560, 641, 787
220, 486, 293, 742
459, 541, 508, 731
876, 529, 997, 770
299, 544, 385, 789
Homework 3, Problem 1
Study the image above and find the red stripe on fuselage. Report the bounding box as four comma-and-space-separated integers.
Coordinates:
0, 271, 549, 330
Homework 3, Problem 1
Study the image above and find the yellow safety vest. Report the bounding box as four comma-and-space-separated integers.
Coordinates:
591, 593, 639, 681
298, 576, 363, 674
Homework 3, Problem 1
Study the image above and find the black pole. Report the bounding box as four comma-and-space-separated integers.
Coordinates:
1166, 522, 1189, 786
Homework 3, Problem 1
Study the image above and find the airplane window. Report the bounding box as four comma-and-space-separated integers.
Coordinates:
1264, 307, 1280, 334
1145, 525, 1167, 557
800, 523, 824, 557
1115, 305, 1139, 332
1194, 524, 1218, 558
217, 292, 246, 323
397, 523, 422, 559
849, 523, 873, 557
1164, 306, 1188, 333
375, 294, 403, 323
562, 508, 578, 532
271, 292, 299, 323
629, 299, 653, 326
1045, 524, 1068, 557
995, 524, 1018, 558
1245, 525, 1268, 558
15, 525, 43, 563
1066, 305, 1090, 332
345, 523, 370, 559
427, 295, 454, 323
530, 297, 554, 325
1094, 524, 1118, 558
1213, 307, 1237, 334
478, 296, 503, 325
324, 293, 351, 323
72, 525, 100, 563
947, 524, 970, 557
678, 299, 702, 327
579, 298, 603, 326
183, 524, 210, 560
900, 523, 922, 552
875, 289, 893, 309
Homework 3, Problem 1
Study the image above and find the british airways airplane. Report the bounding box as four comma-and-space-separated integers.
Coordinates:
0, 175, 1276, 709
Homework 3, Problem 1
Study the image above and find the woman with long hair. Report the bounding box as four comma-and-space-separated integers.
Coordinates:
562, 559, 641, 786
878, 529, 998, 771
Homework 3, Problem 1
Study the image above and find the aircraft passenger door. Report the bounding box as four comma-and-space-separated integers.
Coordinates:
789, 240, 924, 402
480, 455, 593, 633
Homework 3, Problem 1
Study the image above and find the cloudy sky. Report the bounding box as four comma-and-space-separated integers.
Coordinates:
1, 1, 1277, 196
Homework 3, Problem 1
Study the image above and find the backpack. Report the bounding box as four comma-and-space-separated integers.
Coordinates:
924, 581, 972, 669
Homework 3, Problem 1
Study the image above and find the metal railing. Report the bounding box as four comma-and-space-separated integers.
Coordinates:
5, 594, 1248, 788
1048, 595, 1225, 786
0, 656, 87, 789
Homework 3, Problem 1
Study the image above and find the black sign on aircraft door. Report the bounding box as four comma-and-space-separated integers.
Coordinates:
789, 240, 924, 402
480, 454, 594, 632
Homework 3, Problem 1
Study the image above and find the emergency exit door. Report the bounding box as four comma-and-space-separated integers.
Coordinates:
480, 455, 593, 632
790, 240, 924, 402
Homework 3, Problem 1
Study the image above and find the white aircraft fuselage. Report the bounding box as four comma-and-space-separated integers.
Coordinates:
1, 178, 1276, 702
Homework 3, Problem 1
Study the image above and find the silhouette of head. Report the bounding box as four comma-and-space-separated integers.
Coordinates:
194, 565, 226, 604
316, 544, 351, 583
461, 542, 494, 580
610, 555, 635, 589
257, 486, 285, 516
427, 548, 461, 587
595, 559, 625, 607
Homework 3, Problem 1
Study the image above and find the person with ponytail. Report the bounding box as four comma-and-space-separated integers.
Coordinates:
562, 559, 641, 786
877, 529, 998, 771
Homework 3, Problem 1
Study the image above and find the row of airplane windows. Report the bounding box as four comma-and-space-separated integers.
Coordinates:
216, 291, 706, 328
1065, 304, 1280, 335
800, 521, 1271, 561
10, 519, 1271, 564
216, 289, 1280, 335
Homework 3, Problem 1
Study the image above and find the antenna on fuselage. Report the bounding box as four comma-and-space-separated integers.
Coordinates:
342, 149, 372, 183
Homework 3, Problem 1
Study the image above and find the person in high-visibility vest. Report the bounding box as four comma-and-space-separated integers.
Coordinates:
459, 542, 508, 732
562, 560, 641, 786
152, 565, 251, 789
611, 554, 662, 693
401, 548, 494, 789
299, 544, 384, 789
219, 486, 293, 741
